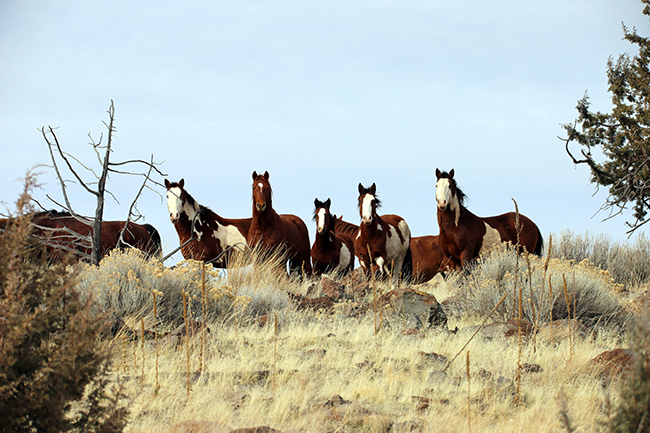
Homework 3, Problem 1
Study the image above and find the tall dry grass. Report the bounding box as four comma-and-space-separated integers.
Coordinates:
66, 232, 649, 432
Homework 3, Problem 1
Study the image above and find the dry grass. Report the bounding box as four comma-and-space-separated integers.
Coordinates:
70, 233, 647, 433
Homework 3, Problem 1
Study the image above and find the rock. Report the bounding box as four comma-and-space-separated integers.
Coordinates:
419, 351, 449, 365
426, 370, 452, 385
400, 288, 447, 328
321, 277, 344, 300
168, 420, 229, 433
588, 348, 634, 379
324, 395, 351, 407
521, 363, 543, 374
340, 267, 371, 298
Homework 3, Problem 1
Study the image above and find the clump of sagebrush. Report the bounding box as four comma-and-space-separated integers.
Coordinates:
75, 244, 296, 329
445, 243, 626, 328
609, 301, 650, 432
552, 230, 650, 288
0, 173, 127, 433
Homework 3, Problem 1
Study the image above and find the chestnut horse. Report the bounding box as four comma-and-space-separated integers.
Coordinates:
25, 210, 161, 261
435, 168, 543, 269
409, 235, 446, 283
165, 178, 251, 267
248, 171, 312, 277
311, 198, 355, 276
354, 183, 411, 283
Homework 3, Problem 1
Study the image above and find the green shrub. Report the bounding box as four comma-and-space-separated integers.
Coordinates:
0, 173, 127, 433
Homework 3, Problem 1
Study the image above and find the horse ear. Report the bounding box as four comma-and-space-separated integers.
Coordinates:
314, 198, 322, 208
164, 179, 171, 189
358, 183, 364, 194
435, 169, 441, 179
370, 183, 376, 195
449, 169, 455, 179
325, 198, 331, 208
252, 171, 258, 180
179, 178, 185, 188
264, 171, 269, 180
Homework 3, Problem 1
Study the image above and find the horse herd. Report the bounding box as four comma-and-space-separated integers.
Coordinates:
163, 169, 543, 283
4, 168, 543, 284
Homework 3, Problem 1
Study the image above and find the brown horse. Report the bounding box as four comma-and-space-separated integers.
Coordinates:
435, 168, 543, 269
165, 178, 251, 267
310, 198, 355, 277
354, 183, 411, 284
25, 210, 161, 261
408, 235, 447, 283
248, 171, 312, 277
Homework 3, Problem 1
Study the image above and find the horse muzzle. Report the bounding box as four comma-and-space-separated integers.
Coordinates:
317, 226, 326, 235
437, 201, 448, 211
362, 217, 373, 225
256, 202, 267, 212
170, 213, 180, 223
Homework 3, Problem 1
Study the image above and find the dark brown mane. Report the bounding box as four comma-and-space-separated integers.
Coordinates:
438, 171, 467, 207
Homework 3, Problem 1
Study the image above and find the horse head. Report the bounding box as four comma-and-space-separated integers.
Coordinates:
358, 183, 381, 225
165, 178, 200, 224
252, 171, 272, 213
435, 168, 465, 211
313, 198, 332, 235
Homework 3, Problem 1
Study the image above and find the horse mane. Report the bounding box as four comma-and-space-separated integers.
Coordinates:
358, 188, 381, 210
33, 210, 73, 219
438, 171, 467, 207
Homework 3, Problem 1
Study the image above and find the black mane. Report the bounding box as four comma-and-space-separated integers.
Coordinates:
438, 171, 467, 207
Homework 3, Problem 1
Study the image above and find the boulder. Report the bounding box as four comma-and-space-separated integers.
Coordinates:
588, 348, 634, 379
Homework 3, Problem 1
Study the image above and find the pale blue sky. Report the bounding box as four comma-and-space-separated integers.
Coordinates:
0, 0, 647, 263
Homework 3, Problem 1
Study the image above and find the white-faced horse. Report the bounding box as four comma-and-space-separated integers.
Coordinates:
354, 183, 411, 284
435, 168, 543, 269
165, 178, 251, 267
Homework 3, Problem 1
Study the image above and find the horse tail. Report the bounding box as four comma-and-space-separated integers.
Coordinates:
401, 246, 413, 283
143, 223, 163, 259
533, 225, 544, 256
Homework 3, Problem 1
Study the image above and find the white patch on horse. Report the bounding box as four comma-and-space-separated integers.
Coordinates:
316, 208, 326, 233
339, 243, 351, 269
212, 222, 248, 251
385, 220, 411, 281
356, 229, 361, 240
375, 256, 385, 273
258, 183, 264, 192
167, 187, 183, 221
435, 178, 461, 226
479, 222, 502, 255
361, 194, 374, 224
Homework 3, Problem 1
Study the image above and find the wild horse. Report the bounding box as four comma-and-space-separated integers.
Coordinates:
165, 178, 251, 267
311, 198, 355, 276
248, 171, 312, 277
354, 183, 411, 284
435, 168, 543, 269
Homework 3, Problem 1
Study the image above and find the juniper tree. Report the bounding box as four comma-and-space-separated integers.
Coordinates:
562, 0, 650, 233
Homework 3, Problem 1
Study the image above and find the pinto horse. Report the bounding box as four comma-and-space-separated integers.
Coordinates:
165, 178, 251, 267
25, 210, 161, 261
248, 171, 312, 276
354, 183, 411, 283
435, 168, 543, 269
310, 198, 355, 276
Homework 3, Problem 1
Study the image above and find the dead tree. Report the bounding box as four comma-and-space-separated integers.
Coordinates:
39, 101, 165, 265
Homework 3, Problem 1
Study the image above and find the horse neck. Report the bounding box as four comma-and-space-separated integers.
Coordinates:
314, 229, 335, 248
359, 213, 383, 235
437, 198, 473, 231
251, 205, 280, 230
